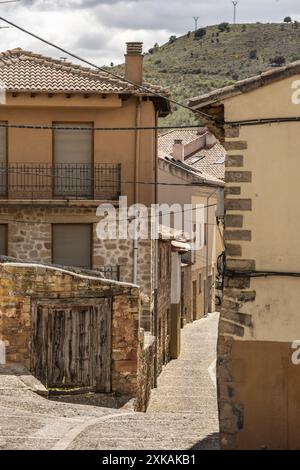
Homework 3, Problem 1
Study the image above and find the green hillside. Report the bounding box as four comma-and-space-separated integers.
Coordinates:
115, 22, 300, 126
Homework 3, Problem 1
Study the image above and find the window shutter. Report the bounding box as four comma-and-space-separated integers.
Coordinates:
0, 225, 7, 255
52, 224, 92, 268
54, 123, 92, 164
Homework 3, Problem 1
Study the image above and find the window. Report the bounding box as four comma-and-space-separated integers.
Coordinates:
199, 274, 202, 294
52, 224, 92, 268
0, 224, 7, 255
53, 123, 93, 197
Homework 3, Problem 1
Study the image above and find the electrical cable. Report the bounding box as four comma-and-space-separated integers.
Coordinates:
0, 202, 217, 226
0, 123, 206, 131
0, 16, 221, 124
0, 167, 222, 188
226, 117, 300, 127
225, 269, 300, 278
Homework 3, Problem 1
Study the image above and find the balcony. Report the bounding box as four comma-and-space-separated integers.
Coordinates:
0, 163, 121, 201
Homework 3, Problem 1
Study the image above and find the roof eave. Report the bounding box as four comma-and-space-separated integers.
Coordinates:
189, 60, 300, 109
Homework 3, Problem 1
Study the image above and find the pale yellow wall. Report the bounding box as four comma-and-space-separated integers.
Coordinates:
224, 74, 300, 343
225, 75, 300, 121
0, 94, 157, 206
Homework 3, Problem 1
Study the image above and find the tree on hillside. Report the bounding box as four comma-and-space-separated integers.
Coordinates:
249, 50, 258, 60
194, 28, 206, 39
270, 55, 286, 66
218, 22, 230, 32
284, 16, 292, 23
169, 35, 177, 44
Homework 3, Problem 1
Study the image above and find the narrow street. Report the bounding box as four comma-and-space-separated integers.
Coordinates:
0, 313, 219, 451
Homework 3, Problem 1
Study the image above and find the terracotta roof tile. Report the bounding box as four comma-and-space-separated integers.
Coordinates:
0, 48, 168, 98
158, 128, 206, 157
158, 128, 225, 182
185, 142, 226, 180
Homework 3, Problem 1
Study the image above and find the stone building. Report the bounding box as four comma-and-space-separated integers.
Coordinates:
0, 45, 170, 332
156, 226, 190, 370
0, 257, 142, 399
189, 61, 300, 449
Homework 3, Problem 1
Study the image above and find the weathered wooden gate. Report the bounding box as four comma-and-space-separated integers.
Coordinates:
30, 298, 111, 392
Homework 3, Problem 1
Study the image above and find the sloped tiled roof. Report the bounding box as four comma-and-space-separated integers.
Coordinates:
185, 142, 226, 180
158, 128, 225, 182
158, 128, 206, 157
159, 155, 224, 187
189, 60, 300, 108
0, 48, 169, 100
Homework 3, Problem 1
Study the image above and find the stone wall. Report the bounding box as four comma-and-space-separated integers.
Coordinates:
157, 240, 171, 374
216, 127, 257, 448
135, 330, 156, 412
0, 206, 155, 332
0, 260, 141, 396
181, 265, 192, 325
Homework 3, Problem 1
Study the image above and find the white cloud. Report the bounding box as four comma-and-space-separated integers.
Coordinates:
0, 0, 299, 65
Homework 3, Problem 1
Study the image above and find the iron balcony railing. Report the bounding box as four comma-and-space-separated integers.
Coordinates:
0, 163, 121, 200
97, 265, 121, 282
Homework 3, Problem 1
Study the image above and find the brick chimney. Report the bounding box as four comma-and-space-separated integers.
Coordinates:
172, 139, 185, 161
125, 42, 144, 84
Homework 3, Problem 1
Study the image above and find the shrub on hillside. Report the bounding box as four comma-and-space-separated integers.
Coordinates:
270, 55, 286, 66
249, 50, 258, 60
218, 22, 230, 33
194, 28, 206, 39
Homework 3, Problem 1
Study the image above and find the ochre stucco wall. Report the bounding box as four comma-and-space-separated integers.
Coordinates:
1, 94, 156, 207
218, 74, 300, 449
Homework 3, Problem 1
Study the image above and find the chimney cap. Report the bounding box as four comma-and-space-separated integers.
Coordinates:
174, 139, 183, 145
126, 42, 143, 55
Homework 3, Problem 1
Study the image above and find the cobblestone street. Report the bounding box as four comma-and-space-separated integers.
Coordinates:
0, 313, 219, 450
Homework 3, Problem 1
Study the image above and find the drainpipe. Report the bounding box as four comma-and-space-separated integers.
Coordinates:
153, 110, 159, 388
206, 196, 209, 316
206, 189, 218, 315
133, 97, 141, 284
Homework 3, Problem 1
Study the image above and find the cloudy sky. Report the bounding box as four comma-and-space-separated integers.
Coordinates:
0, 0, 299, 65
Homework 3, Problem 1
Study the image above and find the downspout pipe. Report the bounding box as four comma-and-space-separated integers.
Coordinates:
206, 189, 218, 315
153, 110, 159, 388
133, 97, 141, 284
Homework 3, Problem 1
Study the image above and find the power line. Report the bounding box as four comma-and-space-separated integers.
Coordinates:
0, 167, 222, 188
0, 123, 205, 131
226, 117, 300, 127
0, 203, 217, 226
0, 16, 220, 124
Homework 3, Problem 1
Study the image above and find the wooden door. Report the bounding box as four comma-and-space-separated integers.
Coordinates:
31, 298, 111, 392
